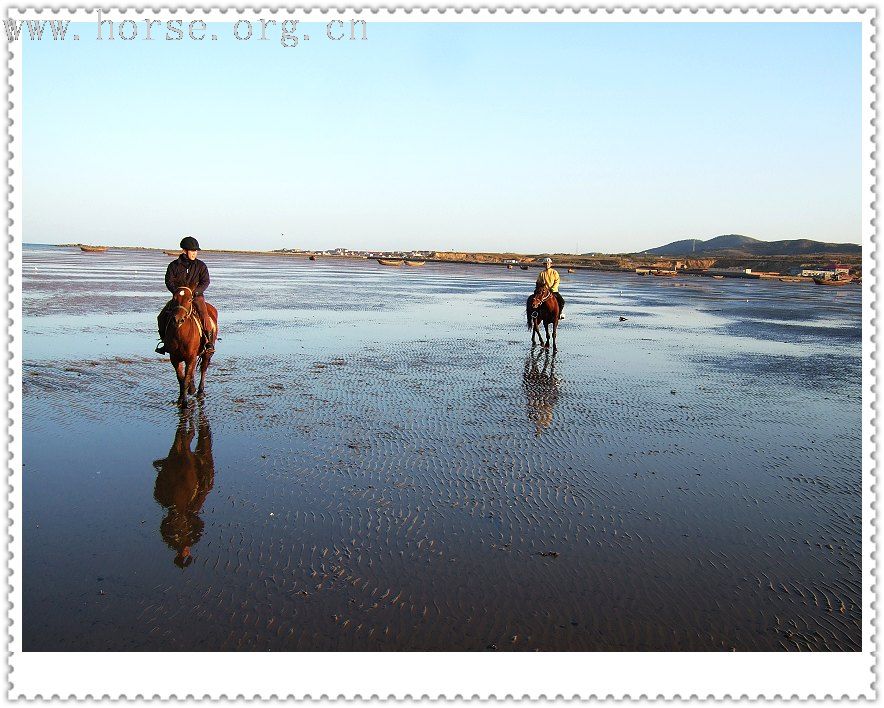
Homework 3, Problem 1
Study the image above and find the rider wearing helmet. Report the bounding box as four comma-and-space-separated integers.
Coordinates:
155, 236, 216, 354
536, 257, 564, 319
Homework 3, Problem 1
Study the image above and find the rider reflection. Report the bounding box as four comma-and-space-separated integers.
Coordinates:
152, 408, 215, 569
523, 349, 559, 437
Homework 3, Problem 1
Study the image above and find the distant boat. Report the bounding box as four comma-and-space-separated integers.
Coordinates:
520, 265, 529, 271
712, 275, 725, 279
813, 275, 851, 286
79, 245, 108, 253
652, 270, 677, 277
164, 250, 180, 257
405, 260, 426, 267
377, 259, 403, 266
309, 255, 317, 261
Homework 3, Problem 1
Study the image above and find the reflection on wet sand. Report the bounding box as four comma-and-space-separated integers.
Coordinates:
22, 247, 862, 650
152, 409, 215, 568
523, 349, 559, 436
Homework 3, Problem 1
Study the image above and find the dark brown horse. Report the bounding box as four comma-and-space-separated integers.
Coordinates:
161, 285, 218, 405
527, 284, 560, 351
152, 409, 215, 569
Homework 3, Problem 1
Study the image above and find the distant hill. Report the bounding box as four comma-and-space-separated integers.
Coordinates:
640, 234, 861, 257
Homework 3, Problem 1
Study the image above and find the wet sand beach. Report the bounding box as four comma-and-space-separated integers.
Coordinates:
22, 244, 861, 651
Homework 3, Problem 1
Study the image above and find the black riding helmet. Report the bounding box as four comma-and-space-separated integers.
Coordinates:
180, 236, 201, 251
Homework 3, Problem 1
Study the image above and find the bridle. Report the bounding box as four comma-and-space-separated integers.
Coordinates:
171, 286, 195, 325
530, 288, 551, 317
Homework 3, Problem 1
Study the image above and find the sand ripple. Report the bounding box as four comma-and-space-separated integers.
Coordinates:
21, 247, 861, 651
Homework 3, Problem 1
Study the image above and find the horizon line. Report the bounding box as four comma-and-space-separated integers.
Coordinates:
23, 239, 864, 257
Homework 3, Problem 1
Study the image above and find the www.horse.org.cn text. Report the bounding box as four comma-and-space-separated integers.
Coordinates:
4, 13, 368, 48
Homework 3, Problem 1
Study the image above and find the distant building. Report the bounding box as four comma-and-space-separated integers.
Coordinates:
708, 267, 753, 275
798, 263, 851, 278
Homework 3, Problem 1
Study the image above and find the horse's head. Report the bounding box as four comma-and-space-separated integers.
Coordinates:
171, 286, 194, 325
530, 285, 550, 311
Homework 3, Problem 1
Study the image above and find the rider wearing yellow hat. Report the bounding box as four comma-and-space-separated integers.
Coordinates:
536, 257, 564, 319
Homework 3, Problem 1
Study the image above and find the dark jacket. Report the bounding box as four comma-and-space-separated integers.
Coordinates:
165, 255, 210, 296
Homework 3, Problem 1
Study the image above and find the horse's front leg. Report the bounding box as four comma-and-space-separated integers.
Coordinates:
531, 319, 539, 346
185, 358, 197, 396
197, 351, 212, 398
173, 358, 187, 405
552, 318, 558, 353
543, 320, 551, 348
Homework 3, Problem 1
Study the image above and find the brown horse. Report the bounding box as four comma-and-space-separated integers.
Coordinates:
161, 285, 218, 405
527, 284, 560, 351
152, 409, 215, 569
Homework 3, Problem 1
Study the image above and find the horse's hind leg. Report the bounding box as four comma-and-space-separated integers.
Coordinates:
197, 352, 212, 398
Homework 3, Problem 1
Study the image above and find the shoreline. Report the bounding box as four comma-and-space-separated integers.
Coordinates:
48, 243, 861, 285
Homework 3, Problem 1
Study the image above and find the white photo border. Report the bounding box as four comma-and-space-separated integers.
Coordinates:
5, 6, 877, 700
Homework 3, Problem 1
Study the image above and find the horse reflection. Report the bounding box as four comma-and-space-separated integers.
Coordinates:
523, 350, 560, 437
152, 409, 215, 569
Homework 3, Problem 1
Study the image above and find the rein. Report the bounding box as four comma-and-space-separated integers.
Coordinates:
532, 289, 552, 309
172, 286, 194, 322
162, 284, 205, 353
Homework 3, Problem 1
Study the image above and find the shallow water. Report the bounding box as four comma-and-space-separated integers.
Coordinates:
22, 244, 862, 650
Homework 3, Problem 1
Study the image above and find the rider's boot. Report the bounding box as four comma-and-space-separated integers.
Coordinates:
203, 330, 216, 354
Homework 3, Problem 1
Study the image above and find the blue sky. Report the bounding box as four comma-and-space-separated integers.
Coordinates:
23, 21, 861, 253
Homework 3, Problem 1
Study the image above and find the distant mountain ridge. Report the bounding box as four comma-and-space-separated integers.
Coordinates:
640, 234, 861, 257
